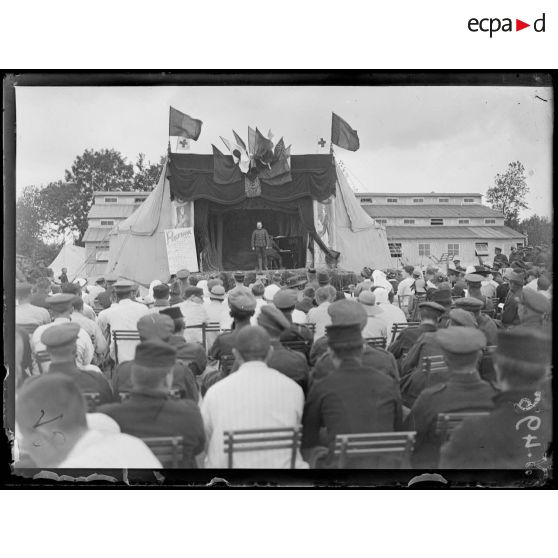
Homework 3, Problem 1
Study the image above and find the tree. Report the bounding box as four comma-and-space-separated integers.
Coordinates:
132, 153, 165, 191
486, 161, 529, 229
520, 214, 552, 247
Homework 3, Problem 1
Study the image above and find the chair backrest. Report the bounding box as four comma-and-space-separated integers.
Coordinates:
421, 355, 449, 387
282, 339, 310, 355
219, 354, 236, 376
141, 436, 184, 468
112, 330, 141, 364
365, 337, 387, 349
397, 294, 412, 308
390, 322, 419, 344
223, 427, 302, 469
435, 411, 490, 442
82, 392, 101, 412
334, 431, 416, 469
34, 350, 51, 374
202, 322, 222, 349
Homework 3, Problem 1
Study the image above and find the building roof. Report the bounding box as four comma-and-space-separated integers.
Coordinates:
363, 204, 503, 218
386, 226, 526, 240
88, 204, 139, 219
356, 192, 481, 197
93, 191, 149, 197
82, 227, 112, 243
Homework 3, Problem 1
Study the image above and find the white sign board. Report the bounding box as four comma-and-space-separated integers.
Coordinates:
164, 227, 199, 274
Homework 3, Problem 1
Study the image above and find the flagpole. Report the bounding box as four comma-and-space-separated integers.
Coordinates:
168, 106, 172, 155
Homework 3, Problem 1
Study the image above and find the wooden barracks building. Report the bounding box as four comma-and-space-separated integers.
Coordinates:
355, 192, 526, 268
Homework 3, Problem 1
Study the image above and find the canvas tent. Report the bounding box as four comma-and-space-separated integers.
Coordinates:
49, 244, 86, 281
106, 154, 391, 285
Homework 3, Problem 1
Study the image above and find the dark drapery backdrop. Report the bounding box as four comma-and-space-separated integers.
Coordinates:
168, 153, 338, 270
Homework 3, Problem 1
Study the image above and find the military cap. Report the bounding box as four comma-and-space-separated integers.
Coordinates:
357, 291, 382, 316
233, 272, 245, 282
273, 289, 298, 310
176, 269, 190, 279
328, 298, 368, 327
137, 313, 174, 341
317, 271, 330, 285
464, 273, 484, 284
436, 327, 486, 354
41, 322, 80, 348
94, 276, 105, 284
326, 323, 363, 349
454, 297, 484, 312
105, 275, 119, 283
152, 283, 170, 298
429, 289, 452, 307
45, 293, 77, 310
257, 305, 290, 335
183, 286, 204, 299
159, 306, 183, 321
287, 275, 306, 289
418, 301, 446, 314
448, 308, 478, 328
496, 328, 551, 365
209, 285, 226, 300
412, 269, 422, 278
134, 339, 176, 368
519, 288, 551, 314
228, 288, 257, 311
113, 280, 135, 292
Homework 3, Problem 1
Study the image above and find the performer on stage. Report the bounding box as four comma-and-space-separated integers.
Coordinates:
251, 221, 272, 271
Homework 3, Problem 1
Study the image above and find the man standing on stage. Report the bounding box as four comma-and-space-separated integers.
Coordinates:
251, 221, 271, 271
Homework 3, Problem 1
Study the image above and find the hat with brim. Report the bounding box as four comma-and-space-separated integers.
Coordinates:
418, 301, 446, 314
257, 305, 290, 336
176, 269, 190, 279
436, 327, 486, 355
454, 297, 484, 312
287, 276, 307, 289
496, 328, 551, 365
273, 289, 298, 310
326, 323, 363, 350
113, 280, 135, 293
429, 289, 452, 308
183, 286, 204, 299
448, 308, 478, 328
41, 322, 80, 348
464, 274, 484, 284
209, 285, 226, 300
45, 293, 77, 312
519, 288, 551, 314
357, 291, 382, 316
134, 339, 176, 368
328, 299, 368, 328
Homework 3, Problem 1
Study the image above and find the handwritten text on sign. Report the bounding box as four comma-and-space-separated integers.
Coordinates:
164, 227, 199, 273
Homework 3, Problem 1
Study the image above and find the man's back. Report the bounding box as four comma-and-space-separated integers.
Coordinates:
201, 361, 305, 468
389, 323, 436, 361
16, 303, 51, 327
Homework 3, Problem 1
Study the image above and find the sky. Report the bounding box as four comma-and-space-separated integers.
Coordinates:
15, 85, 553, 218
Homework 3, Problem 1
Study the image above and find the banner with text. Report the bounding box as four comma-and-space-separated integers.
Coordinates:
164, 227, 199, 274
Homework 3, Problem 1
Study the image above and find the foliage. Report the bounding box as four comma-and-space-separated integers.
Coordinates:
486, 161, 529, 229
133, 153, 165, 191
519, 214, 552, 247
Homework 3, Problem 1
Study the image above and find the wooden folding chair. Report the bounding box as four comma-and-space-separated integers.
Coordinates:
223, 427, 302, 468
219, 354, 236, 376
334, 431, 416, 469
202, 322, 222, 350
397, 294, 412, 309
142, 436, 184, 468
421, 355, 450, 387
435, 411, 490, 442
112, 330, 141, 364
35, 350, 51, 374
365, 337, 387, 349
390, 322, 419, 345
281, 339, 310, 355
82, 392, 101, 412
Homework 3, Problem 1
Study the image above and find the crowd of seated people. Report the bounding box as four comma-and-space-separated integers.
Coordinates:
13, 250, 552, 471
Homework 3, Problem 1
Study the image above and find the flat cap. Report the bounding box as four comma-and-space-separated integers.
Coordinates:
326, 323, 363, 349
520, 288, 551, 314
464, 274, 484, 283
429, 289, 452, 307
228, 288, 257, 311
273, 289, 298, 310
45, 293, 77, 309
41, 322, 80, 348
209, 285, 226, 299
496, 328, 551, 365
159, 306, 183, 321
152, 283, 170, 298
317, 271, 330, 285
436, 327, 486, 354
113, 280, 135, 292
183, 286, 204, 299
134, 339, 176, 368
233, 272, 245, 282
328, 298, 367, 328
176, 269, 190, 279
454, 297, 484, 312
448, 308, 478, 328
257, 305, 290, 335
137, 313, 174, 341
418, 301, 446, 314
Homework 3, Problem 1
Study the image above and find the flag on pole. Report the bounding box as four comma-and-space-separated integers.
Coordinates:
247, 126, 257, 156
331, 112, 360, 151
175, 137, 191, 152
169, 107, 202, 152
233, 130, 248, 153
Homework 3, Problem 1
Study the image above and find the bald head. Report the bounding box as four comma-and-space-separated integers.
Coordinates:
233, 325, 271, 363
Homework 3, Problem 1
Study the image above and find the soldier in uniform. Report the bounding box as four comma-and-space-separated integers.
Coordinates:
36, 323, 114, 404
464, 273, 494, 312
501, 270, 524, 327
251, 221, 272, 271
95, 275, 119, 310
493, 247, 509, 270
301, 321, 402, 468
516, 288, 551, 332
175, 269, 190, 297
440, 327, 552, 469
427, 289, 453, 328
404, 327, 496, 468
453, 297, 498, 345
97, 339, 205, 468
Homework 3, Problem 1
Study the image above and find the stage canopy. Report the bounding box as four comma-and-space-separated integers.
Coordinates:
49, 244, 86, 281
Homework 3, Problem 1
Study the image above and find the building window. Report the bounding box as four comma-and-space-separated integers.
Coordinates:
104, 196, 117, 203
475, 242, 489, 257
463, 198, 475, 203
484, 219, 496, 224
100, 220, 115, 226
403, 219, 415, 224
134, 197, 145, 203
412, 198, 424, 203
447, 243, 459, 257
376, 219, 388, 225
517, 242, 523, 248
360, 197, 372, 203
388, 242, 402, 257
438, 198, 449, 203
419, 243, 430, 257
430, 218, 444, 226
387, 198, 398, 203
95, 247, 109, 261
458, 219, 470, 224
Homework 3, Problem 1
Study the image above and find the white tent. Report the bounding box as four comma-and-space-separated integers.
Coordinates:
49, 244, 86, 281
